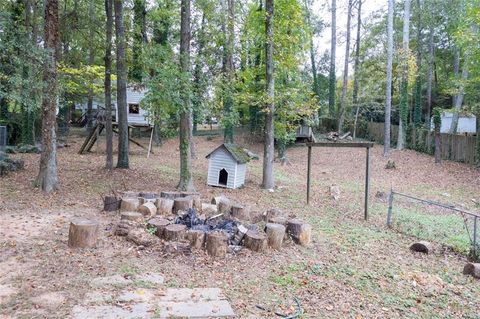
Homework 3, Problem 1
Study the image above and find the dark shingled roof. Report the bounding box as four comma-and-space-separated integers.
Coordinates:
206, 143, 250, 164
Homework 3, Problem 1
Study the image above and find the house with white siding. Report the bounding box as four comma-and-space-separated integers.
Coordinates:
206, 144, 250, 189
76, 86, 150, 126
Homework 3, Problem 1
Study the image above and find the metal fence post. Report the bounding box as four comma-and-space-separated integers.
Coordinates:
387, 191, 394, 227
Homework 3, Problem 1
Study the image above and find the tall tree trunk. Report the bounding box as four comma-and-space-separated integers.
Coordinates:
328, 0, 336, 119
304, 0, 320, 103
352, 0, 362, 139
192, 12, 206, 137
178, 0, 194, 191
114, 0, 129, 168
223, 0, 235, 144
426, 26, 434, 127
337, 0, 353, 133
452, 48, 460, 108
262, 0, 274, 190
35, 0, 59, 192
104, 0, 113, 170
86, 0, 95, 131
384, 0, 394, 156
413, 0, 422, 127
397, 0, 411, 150
450, 53, 469, 134
21, 0, 35, 145
131, 0, 147, 82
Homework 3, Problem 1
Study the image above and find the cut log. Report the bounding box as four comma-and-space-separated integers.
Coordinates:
115, 220, 139, 236
231, 204, 250, 221
268, 216, 288, 226
127, 229, 156, 246
287, 219, 312, 246
155, 198, 174, 215
186, 195, 201, 210
120, 191, 140, 198
186, 229, 206, 249
103, 196, 120, 211
263, 208, 283, 222
249, 211, 264, 224
160, 191, 182, 200
120, 211, 144, 223
68, 217, 99, 248
265, 223, 286, 250
173, 197, 193, 214
206, 231, 228, 258
120, 197, 140, 212
138, 202, 157, 217
244, 230, 267, 252
163, 224, 187, 241
211, 195, 226, 205
164, 241, 191, 255
463, 262, 480, 279
410, 241, 433, 254
180, 191, 200, 198
217, 198, 232, 216
231, 224, 249, 245
329, 185, 341, 201
139, 192, 157, 199
147, 218, 170, 238
139, 197, 156, 205
201, 203, 218, 217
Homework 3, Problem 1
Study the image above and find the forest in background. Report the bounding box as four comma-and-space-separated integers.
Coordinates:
0, 0, 479, 192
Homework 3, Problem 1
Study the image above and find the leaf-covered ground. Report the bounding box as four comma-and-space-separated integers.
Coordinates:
1, 131, 479, 318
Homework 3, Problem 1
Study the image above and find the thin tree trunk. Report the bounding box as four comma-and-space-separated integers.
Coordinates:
413, 0, 422, 127
262, 0, 275, 190
328, 0, 336, 119
131, 0, 147, 82
450, 53, 469, 134
397, 0, 410, 150
35, 0, 59, 192
114, 0, 129, 168
223, 0, 235, 144
352, 0, 362, 108
22, 0, 35, 145
178, 0, 194, 191
86, 0, 95, 131
105, 0, 113, 170
337, 0, 353, 133
426, 26, 434, 127
304, 0, 320, 102
384, 0, 394, 156
452, 48, 460, 108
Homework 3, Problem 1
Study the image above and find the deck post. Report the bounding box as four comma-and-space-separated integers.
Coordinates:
307, 145, 312, 205
364, 147, 370, 220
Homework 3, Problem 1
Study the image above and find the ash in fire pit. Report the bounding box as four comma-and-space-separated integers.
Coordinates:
175, 208, 241, 244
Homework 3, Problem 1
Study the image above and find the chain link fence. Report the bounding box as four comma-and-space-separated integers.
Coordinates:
386, 191, 479, 261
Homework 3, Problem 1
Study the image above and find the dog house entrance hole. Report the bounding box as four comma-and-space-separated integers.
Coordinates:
218, 169, 228, 186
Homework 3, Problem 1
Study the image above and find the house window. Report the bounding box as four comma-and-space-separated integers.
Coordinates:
128, 103, 139, 114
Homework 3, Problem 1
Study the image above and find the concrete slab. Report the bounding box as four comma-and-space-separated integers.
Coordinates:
90, 275, 132, 288
155, 300, 235, 318
134, 273, 165, 286
72, 303, 150, 319
158, 288, 226, 303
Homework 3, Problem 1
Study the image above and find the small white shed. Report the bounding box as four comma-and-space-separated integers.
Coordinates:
206, 144, 250, 189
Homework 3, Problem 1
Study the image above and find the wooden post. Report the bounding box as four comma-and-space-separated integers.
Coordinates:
387, 190, 394, 227
307, 145, 312, 205
364, 146, 370, 220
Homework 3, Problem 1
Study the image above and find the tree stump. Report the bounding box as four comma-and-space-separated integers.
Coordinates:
163, 224, 187, 241
127, 229, 155, 246
231, 204, 250, 221
186, 195, 201, 210
160, 191, 182, 200
186, 229, 206, 249
265, 223, 286, 250
463, 262, 480, 279
115, 220, 138, 236
147, 218, 170, 238
217, 198, 232, 216
268, 216, 288, 226
201, 203, 218, 217
155, 198, 174, 215
173, 197, 193, 214
103, 196, 120, 211
244, 230, 267, 252
264, 208, 283, 220
410, 241, 433, 254
206, 231, 228, 258
120, 211, 144, 223
120, 197, 140, 212
68, 217, 99, 248
211, 195, 226, 205
249, 211, 264, 224
138, 202, 157, 217
287, 219, 311, 246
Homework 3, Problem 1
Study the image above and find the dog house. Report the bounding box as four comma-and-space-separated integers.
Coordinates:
206, 143, 250, 189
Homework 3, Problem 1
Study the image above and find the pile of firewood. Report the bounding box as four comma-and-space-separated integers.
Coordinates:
326, 131, 352, 142
102, 191, 312, 257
